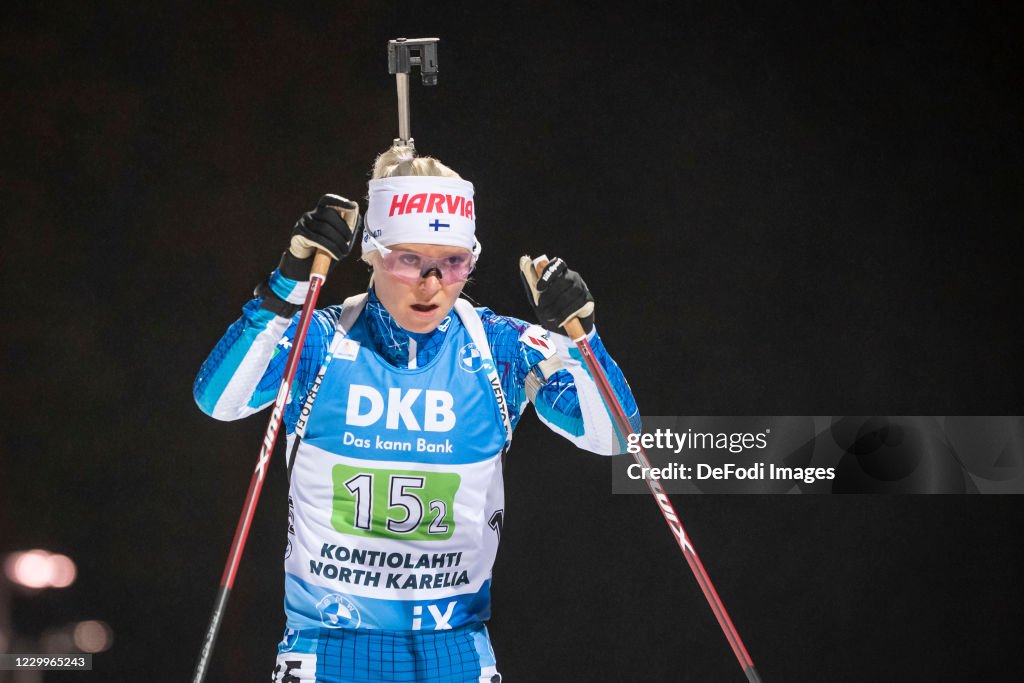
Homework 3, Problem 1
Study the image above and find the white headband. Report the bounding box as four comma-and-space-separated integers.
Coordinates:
362, 176, 480, 256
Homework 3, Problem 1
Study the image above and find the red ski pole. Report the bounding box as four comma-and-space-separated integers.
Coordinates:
191, 248, 333, 683
534, 258, 763, 683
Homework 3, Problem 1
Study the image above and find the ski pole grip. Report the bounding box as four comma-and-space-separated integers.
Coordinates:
311, 250, 333, 280
533, 257, 588, 340
309, 198, 360, 281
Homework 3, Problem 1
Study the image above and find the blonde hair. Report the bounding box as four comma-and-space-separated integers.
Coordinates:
370, 145, 461, 180
362, 145, 464, 268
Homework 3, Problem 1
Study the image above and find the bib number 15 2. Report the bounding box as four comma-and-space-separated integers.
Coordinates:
332, 464, 460, 541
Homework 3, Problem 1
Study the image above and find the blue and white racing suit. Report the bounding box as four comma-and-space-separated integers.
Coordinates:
194, 266, 639, 683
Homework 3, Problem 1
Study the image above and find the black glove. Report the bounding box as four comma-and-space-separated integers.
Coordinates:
289, 194, 361, 264
519, 256, 596, 335
256, 195, 361, 317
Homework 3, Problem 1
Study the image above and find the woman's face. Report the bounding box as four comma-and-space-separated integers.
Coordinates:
371, 243, 470, 333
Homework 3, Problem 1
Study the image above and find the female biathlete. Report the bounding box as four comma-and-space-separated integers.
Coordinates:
194, 146, 640, 682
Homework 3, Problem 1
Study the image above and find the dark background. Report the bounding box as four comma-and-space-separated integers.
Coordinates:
2, 1, 1022, 680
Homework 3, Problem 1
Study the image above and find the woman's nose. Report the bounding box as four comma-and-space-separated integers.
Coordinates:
419, 270, 443, 292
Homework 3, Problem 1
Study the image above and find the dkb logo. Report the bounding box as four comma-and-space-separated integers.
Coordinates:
345, 384, 456, 432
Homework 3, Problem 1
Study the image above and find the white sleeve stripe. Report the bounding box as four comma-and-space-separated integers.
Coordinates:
210, 316, 292, 420
563, 361, 619, 455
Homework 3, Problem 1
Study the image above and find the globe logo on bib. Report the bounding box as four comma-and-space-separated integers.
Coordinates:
458, 342, 493, 373
317, 594, 361, 629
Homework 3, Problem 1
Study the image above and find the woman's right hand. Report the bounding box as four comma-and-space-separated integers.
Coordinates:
289, 194, 361, 262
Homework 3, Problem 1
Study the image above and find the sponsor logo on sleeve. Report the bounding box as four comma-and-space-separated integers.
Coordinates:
519, 325, 555, 359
